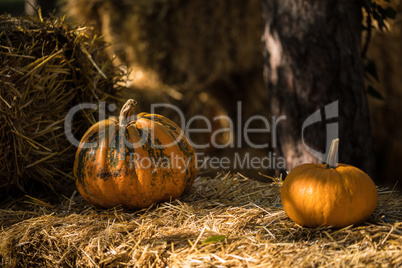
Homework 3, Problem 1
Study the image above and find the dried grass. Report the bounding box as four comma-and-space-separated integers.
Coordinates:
1, 173, 401, 267
0, 13, 125, 196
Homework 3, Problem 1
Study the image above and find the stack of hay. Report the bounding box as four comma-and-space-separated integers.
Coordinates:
1, 173, 401, 267
0, 13, 125, 198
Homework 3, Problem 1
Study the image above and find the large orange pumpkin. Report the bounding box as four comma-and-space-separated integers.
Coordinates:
281, 139, 377, 228
74, 99, 197, 209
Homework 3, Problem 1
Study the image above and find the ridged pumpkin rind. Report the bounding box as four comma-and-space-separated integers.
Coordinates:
281, 163, 377, 228
74, 113, 197, 209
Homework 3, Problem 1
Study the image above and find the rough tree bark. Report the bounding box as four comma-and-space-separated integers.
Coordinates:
262, 0, 375, 176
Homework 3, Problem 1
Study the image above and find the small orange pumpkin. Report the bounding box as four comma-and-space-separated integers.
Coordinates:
74, 99, 197, 209
281, 139, 377, 228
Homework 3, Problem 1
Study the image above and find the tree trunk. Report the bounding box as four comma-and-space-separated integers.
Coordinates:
262, 0, 375, 176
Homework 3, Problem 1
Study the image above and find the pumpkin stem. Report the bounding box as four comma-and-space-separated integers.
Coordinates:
326, 138, 339, 168
119, 99, 137, 127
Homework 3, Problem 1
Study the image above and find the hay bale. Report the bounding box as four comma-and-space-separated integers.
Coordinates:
0, 13, 124, 197
0, 173, 401, 267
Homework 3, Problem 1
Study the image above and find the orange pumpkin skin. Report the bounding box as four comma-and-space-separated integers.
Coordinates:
281, 163, 377, 228
74, 100, 197, 209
